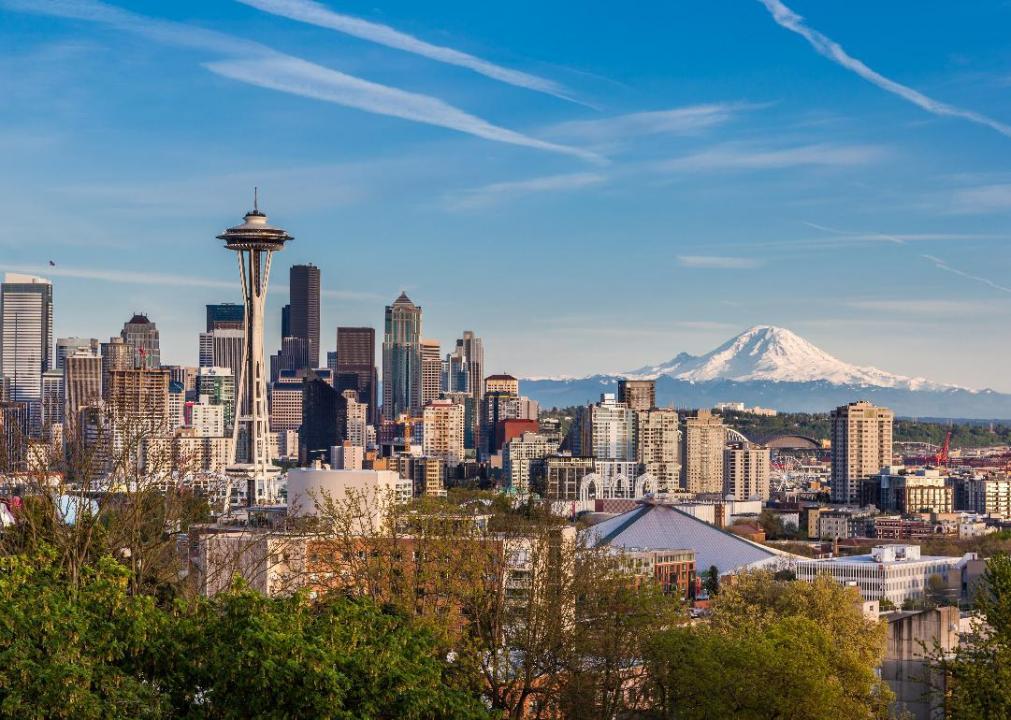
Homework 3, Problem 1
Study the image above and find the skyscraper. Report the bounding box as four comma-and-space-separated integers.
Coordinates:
64, 350, 103, 432
120, 314, 160, 369
289, 264, 320, 370
56, 337, 99, 371
217, 197, 292, 505
106, 368, 170, 431
636, 408, 680, 490
335, 326, 377, 425
422, 398, 465, 466
680, 409, 726, 494
617, 379, 656, 412
196, 366, 236, 430
589, 393, 637, 461
724, 441, 771, 501
100, 336, 132, 399
206, 303, 244, 331
830, 401, 894, 505
1, 273, 53, 435
382, 292, 421, 419
299, 371, 347, 465
419, 339, 441, 409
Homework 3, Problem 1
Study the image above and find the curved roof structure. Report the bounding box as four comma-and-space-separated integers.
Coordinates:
763, 434, 822, 450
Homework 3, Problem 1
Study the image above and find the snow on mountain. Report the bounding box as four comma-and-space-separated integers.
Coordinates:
627, 325, 953, 391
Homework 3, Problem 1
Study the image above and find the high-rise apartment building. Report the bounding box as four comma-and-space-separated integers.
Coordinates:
680, 409, 726, 494
343, 389, 368, 448
636, 408, 680, 490
100, 336, 132, 399
64, 350, 103, 431
419, 339, 441, 409
56, 337, 99, 371
617, 379, 656, 412
335, 326, 377, 425
830, 401, 894, 505
106, 368, 170, 431
503, 431, 556, 495
422, 398, 465, 466
206, 303, 244, 332
485, 374, 519, 396
382, 292, 421, 419
120, 314, 160, 369
196, 367, 235, 431
41, 369, 63, 430
289, 264, 320, 369
590, 393, 637, 461
189, 396, 226, 437
723, 441, 771, 501
1, 273, 53, 434
544, 455, 595, 500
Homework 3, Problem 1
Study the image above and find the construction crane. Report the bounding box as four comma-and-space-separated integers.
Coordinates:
933, 431, 952, 467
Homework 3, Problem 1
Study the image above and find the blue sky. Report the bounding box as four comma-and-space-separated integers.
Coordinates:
2, 0, 1011, 389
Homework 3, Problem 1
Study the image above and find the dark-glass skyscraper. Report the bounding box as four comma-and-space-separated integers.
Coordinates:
299, 371, 348, 465
382, 292, 421, 419
336, 326, 377, 425
120, 313, 160, 369
206, 303, 244, 332
289, 264, 320, 370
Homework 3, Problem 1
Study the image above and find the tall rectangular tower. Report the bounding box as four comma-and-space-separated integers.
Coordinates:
336, 326, 377, 425
289, 264, 320, 370
382, 292, 421, 420
680, 409, 727, 494
830, 401, 894, 505
1, 273, 53, 435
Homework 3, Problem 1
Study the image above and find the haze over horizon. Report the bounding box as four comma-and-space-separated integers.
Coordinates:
3, 0, 1011, 390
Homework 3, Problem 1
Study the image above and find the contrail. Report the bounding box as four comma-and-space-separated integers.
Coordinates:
757, 0, 1011, 139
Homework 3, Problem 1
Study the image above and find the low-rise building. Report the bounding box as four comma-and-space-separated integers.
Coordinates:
796, 544, 974, 605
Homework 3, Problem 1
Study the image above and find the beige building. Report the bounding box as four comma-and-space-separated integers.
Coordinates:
617, 379, 655, 412
831, 401, 894, 504
422, 399, 465, 466
419, 339, 442, 410
484, 374, 519, 396
106, 368, 170, 430
269, 379, 303, 433
64, 350, 103, 431
723, 441, 771, 501
189, 397, 225, 437
503, 431, 557, 495
680, 410, 726, 494
343, 389, 368, 447
636, 408, 680, 491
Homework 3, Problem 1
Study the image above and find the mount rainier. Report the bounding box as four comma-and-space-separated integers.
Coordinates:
521, 326, 1011, 419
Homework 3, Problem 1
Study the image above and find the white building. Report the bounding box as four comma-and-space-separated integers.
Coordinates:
963, 476, 1011, 518
190, 396, 225, 437
343, 389, 368, 447
591, 394, 636, 461
286, 468, 412, 531
331, 442, 364, 471
1, 274, 53, 434
796, 544, 975, 605
422, 399, 465, 466
503, 431, 557, 495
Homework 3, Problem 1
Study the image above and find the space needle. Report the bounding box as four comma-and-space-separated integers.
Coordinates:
217, 190, 292, 507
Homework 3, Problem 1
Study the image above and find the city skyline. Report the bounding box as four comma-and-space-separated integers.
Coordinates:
3, 1, 1011, 389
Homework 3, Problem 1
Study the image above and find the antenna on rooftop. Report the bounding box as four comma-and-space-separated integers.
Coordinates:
253, 186, 259, 213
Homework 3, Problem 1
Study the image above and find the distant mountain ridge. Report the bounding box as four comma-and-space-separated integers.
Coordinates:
521, 326, 1011, 419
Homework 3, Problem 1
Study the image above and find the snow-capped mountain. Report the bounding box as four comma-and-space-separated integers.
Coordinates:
520, 325, 1010, 418
626, 325, 947, 390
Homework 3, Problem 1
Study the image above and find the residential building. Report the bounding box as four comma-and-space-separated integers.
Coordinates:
636, 408, 679, 490
543, 455, 595, 500
41, 369, 63, 429
590, 393, 636, 461
269, 377, 303, 433
422, 398, 465, 466
962, 476, 1011, 517
55, 337, 98, 371
189, 396, 225, 437
120, 313, 160, 369
723, 441, 771, 501
64, 350, 103, 432
485, 374, 519, 396
419, 339, 442, 408
861, 467, 954, 514
196, 367, 235, 431
343, 389, 368, 447
830, 401, 894, 504
331, 441, 364, 471
503, 431, 557, 495
617, 378, 655, 412
100, 336, 132, 398
681, 410, 727, 494
382, 292, 422, 419
796, 544, 974, 605
1, 273, 53, 434
106, 368, 170, 429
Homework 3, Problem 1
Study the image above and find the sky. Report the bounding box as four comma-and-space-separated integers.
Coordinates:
2, 0, 1011, 389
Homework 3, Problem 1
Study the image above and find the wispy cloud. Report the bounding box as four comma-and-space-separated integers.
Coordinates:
1, 263, 383, 302
3, 0, 600, 162
846, 298, 996, 315
206, 56, 602, 163
948, 183, 1011, 214
799, 222, 997, 247
548, 103, 761, 143
676, 255, 764, 269
447, 172, 605, 210
234, 0, 579, 104
756, 0, 1011, 139
921, 255, 1011, 294
655, 142, 882, 173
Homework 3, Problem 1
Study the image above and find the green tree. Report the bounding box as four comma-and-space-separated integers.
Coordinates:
703, 565, 719, 597
645, 572, 891, 719
935, 553, 1011, 719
